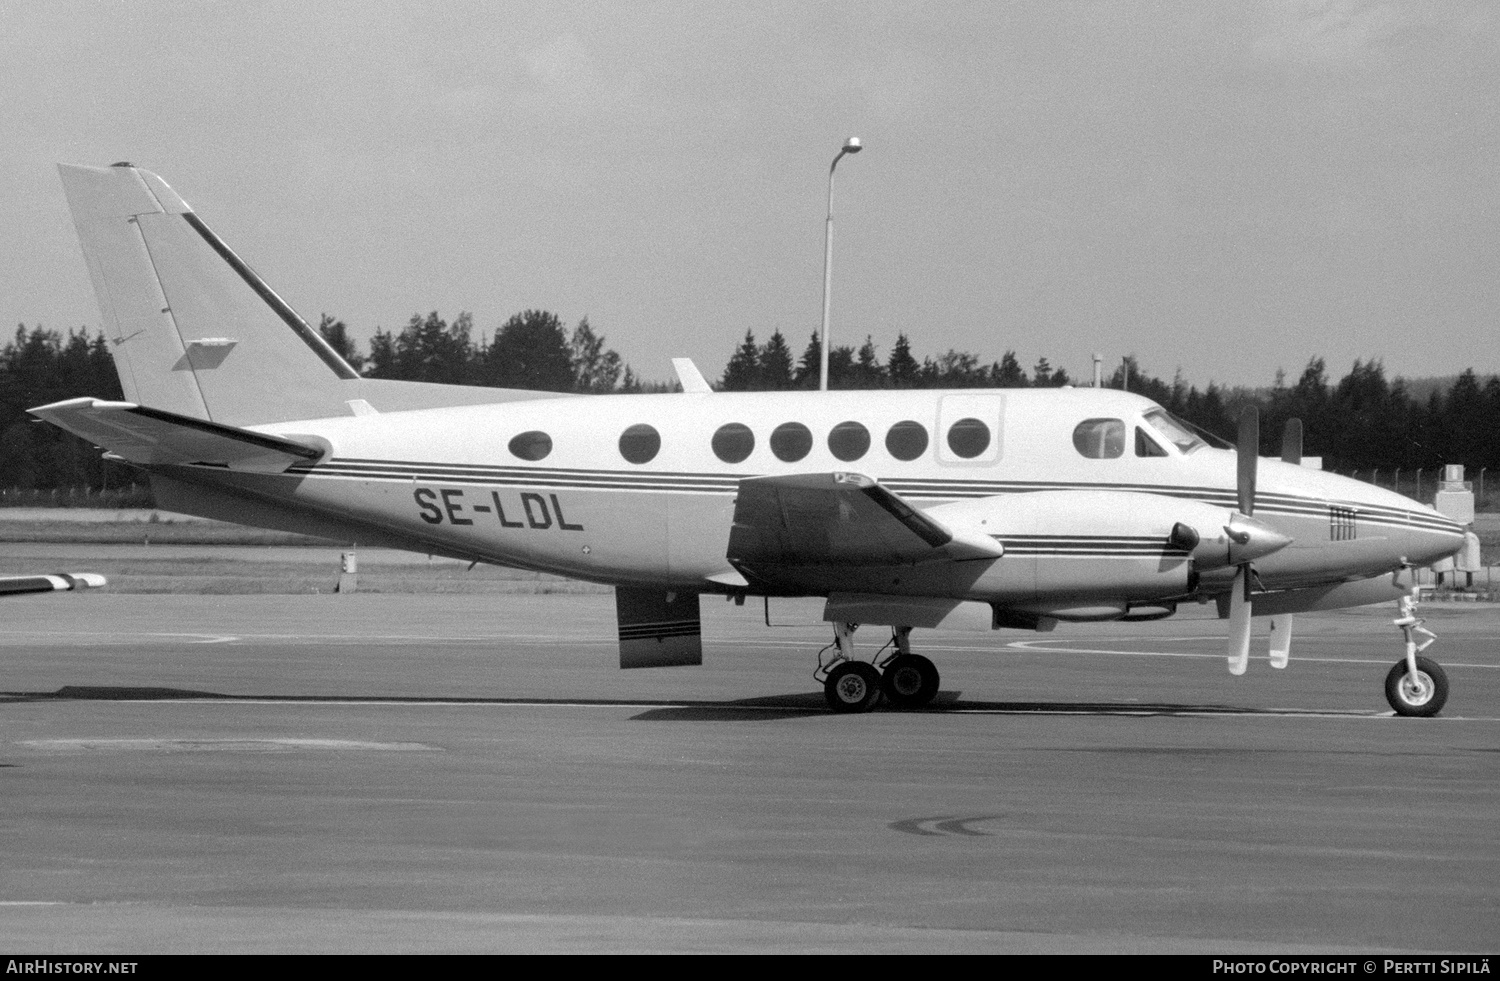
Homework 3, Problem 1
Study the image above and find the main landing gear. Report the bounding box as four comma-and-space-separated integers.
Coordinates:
817, 623, 941, 713
1386, 593, 1449, 718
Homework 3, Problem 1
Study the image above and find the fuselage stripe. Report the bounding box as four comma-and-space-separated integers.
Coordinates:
268, 458, 1465, 538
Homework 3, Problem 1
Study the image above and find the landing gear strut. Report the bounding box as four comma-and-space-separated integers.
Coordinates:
816, 623, 941, 713
819, 623, 879, 712
1387, 592, 1449, 717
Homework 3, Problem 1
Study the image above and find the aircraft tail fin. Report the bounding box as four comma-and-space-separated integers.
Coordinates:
59, 162, 563, 424
57, 163, 365, 427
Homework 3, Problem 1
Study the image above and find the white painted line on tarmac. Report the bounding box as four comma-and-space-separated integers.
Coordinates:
0, 633, 597, 651
1003, 638, 1500, 669
0, 630, 241, 644
18, 738, 442, 752
126, 698, 789, 711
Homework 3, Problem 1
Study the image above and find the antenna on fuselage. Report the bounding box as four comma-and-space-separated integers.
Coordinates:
1281, 419, 1303, 465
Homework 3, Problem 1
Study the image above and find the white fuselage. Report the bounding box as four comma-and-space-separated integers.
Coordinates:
195, 386, 1464, 607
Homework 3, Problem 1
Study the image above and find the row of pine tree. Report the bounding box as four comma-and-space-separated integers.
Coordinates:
3, 316, 1499, 497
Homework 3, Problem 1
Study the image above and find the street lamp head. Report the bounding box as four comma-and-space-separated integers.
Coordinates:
843, 137, 863, 154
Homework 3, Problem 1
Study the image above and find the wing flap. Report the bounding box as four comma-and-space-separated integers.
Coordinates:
29, 397, 324, 472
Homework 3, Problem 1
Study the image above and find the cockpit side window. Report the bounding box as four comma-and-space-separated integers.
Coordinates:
1135, 427, 1168, 457
1073, 419, 1125, 459
1143, 409, 1205, 454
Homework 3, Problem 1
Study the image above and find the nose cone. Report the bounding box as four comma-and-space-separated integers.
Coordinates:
1405, 511, 1468, 568
1321, 474, 1467, 568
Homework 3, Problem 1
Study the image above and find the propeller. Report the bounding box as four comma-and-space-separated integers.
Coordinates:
1268, 418, 1303, 670
1226, 406, 1259, 675
1268, 616, 1292, 670
1224, 412, 1301, 674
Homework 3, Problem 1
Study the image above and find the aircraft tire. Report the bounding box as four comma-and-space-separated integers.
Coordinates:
880, 654, 939, 709
824, 661, 882, 713
1384, 655, 1449, 717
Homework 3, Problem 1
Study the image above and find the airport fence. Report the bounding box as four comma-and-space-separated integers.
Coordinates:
1337, 466, 1497, 510
0, 484, 155, 508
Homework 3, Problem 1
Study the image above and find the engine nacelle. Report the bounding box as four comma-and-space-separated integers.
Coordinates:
925, 490, 1246, 609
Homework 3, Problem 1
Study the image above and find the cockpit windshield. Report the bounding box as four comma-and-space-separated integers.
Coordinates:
1143, 409, 1206, 454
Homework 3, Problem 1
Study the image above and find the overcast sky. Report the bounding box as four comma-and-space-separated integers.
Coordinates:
3, 1, 1496, 388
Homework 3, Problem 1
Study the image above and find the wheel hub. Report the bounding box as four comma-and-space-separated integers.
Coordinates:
1399, 671, 1433, 706
836, 675, 868, 703
890, 666, 922, 697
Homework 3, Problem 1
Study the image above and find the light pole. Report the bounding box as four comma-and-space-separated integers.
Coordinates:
819, 137, 863, 392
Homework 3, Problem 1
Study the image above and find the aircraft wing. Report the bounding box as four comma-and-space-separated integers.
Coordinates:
727, 473, 1002, 587
29, 397, 324, 473
0, 573, 106, 597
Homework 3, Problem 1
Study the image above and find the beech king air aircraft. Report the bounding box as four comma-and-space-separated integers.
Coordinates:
34, 163, 1469, 715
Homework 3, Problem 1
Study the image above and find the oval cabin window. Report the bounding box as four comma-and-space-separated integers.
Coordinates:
945, 418, 991, 459
827, 421, 871, 462
508, 430, 552, 461
618, 424, 661, 465
770, 422, 813, 463
885, 420, 929, 461
1073, 419, 1125, 459
712, 423, 755, 464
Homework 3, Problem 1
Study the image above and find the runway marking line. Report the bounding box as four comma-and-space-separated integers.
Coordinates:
0, 629, 241, 644
717, 637, 1500, 669
17, 738, 442, 752
1003, 639, 1500, 670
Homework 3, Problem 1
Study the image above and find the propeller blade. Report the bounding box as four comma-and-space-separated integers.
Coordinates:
1280, 418, 1303, 465
1226, 566, 1252, 676
1268, 614, 1293, 669
1236, 406, 1259, 517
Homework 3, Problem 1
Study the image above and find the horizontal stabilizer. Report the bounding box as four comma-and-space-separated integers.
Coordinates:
29, 397, 324, 472
0, 573, 107, 597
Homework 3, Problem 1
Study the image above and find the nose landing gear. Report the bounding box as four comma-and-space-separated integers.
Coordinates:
1387, 593, 1449, 717
816, 623, 941, 713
